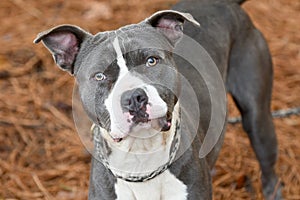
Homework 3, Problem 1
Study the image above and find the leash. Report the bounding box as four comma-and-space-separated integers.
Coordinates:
228, 107, 300, 124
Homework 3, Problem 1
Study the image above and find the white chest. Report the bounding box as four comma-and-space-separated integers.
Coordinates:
114, 170, 187, 200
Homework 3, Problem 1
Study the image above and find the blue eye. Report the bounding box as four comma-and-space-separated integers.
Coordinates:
146, 56, 159, 67
94, 72, 106, 81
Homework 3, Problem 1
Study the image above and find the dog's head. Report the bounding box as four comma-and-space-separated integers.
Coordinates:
34, 10, 199, 142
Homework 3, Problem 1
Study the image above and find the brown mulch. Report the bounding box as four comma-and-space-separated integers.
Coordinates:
0, 0, 299, 199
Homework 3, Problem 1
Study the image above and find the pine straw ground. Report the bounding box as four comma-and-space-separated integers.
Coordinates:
0, 0, 299, 199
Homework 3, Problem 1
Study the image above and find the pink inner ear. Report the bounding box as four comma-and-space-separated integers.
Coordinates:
156, 18, 183, 44
43, 31, 79, 72
47, 31, 78, 52
157, 18, 180, 31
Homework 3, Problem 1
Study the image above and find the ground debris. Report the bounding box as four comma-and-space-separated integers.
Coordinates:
0, 0, 299, 199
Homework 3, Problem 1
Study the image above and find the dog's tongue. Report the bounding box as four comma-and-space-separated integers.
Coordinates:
113, 138, 123, 143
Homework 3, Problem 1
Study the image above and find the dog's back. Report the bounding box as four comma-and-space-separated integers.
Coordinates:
173, 0, 282, 199
174, 0, 251, 76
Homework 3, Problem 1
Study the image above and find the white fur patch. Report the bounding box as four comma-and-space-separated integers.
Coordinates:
100, 102, 180, 178
115, 170, 187, 200
112, 36, 128, 80
105, 36, 131, 139
102, 103, 185, 199
142, 85, 168, 119
104, 36, 168, 139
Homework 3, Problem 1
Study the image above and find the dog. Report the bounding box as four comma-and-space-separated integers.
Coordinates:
34, 0, 282, 199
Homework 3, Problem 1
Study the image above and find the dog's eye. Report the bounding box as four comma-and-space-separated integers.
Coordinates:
146, 56, 159, 67
94, 72, 106, 81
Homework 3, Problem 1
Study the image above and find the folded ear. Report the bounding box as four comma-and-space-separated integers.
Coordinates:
146, 10, 200, 46
34, 25, 91, 75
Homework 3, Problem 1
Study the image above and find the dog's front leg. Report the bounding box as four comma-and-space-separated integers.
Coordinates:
88, 158, 117, 200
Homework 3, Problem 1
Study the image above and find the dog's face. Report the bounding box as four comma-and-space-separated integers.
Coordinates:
76, 27, 179, 142
34, 10, 199, 142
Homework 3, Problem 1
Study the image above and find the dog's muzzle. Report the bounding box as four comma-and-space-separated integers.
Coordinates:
120, 87, 171, 132
108, 87, 171, 142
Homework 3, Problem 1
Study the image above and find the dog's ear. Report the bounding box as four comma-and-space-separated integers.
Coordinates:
34, 25, 91, 75
146, 10, 200, 46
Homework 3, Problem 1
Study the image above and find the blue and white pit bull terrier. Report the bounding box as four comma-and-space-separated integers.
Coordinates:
34, 0, 282, 199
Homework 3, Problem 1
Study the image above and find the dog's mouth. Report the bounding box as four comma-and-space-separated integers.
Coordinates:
111, 112, 172, 143
108, 87, 171, 142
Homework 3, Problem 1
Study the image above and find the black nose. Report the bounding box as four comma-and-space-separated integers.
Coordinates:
121, 88, 149, 123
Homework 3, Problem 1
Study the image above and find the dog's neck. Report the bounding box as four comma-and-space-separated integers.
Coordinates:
93, 102, 181, 182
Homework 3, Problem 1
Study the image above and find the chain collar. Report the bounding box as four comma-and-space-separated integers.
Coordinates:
92, 121, 181, 182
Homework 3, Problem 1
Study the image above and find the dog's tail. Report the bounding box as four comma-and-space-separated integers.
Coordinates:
230, 0, 248, 5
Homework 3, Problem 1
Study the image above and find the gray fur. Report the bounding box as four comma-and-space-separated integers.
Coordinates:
35, 0, 282, 199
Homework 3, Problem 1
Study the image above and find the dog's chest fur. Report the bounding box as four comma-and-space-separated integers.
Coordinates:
115, 170, 187, 200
